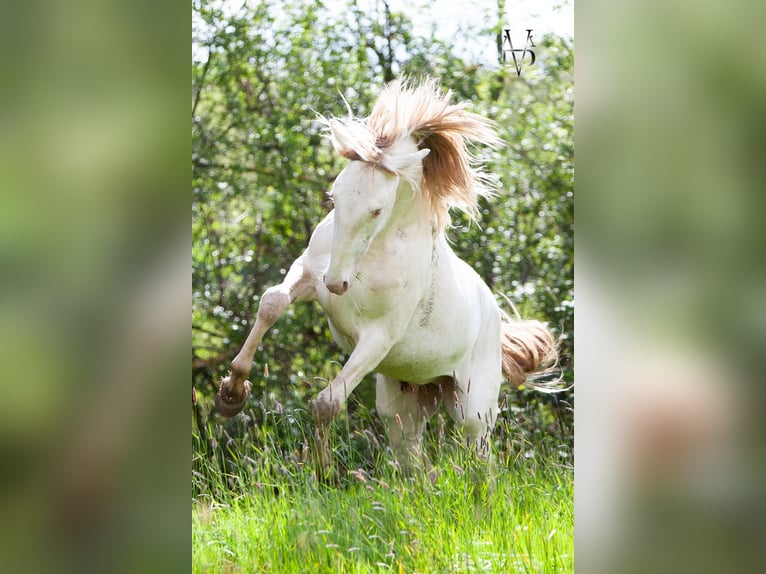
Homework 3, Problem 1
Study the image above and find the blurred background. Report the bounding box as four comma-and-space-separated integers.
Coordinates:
0, 0, 763, 572
576, 0, 766, 572
0, 1, 188, 572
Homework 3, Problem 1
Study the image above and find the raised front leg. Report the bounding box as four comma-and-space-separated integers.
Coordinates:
310, 328, 396, 468
215, 256, 316, 417
311, 328, 395, 425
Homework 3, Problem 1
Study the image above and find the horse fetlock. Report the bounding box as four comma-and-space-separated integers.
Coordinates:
230, 360, 251, 381
311, 391, 342, 426
215, 376, 252, 417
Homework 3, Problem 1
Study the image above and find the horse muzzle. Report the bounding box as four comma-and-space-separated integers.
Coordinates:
324, 276, 350, 295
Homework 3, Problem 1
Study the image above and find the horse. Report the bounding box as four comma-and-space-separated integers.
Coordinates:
215, 78, 557, 465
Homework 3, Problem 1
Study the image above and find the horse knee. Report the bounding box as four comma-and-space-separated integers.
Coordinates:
257, 287, 289, 325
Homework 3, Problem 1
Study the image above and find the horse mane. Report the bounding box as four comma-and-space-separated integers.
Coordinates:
323, 78, 503, 231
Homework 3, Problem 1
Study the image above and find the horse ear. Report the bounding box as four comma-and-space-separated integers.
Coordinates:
379, 148, 430, 174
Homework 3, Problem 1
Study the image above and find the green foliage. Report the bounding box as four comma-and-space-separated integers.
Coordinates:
192, 0, 572, 434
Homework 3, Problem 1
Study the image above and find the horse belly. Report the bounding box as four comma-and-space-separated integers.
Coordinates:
375, 252, 498, 383
375, 317, 471, 383
375, 348, 459, 383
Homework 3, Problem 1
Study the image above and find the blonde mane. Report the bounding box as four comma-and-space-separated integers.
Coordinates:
323, 78, 503, 231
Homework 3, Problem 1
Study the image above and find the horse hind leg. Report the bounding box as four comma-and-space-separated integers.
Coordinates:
215, 256, 315, 417
376, 375, 441, 471
444, 372, 501, 459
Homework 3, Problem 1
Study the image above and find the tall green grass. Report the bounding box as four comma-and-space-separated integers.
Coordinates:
192, 393, 573, 573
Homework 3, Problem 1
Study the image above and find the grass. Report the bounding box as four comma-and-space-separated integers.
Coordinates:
192, 394, 573, 573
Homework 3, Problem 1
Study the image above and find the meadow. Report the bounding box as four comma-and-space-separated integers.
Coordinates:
192, 392, 573, 573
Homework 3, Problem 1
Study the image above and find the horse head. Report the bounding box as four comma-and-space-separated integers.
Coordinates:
323, 143, 429, 295
321, 77, 500, 296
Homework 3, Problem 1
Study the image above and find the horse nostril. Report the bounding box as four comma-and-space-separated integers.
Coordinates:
324, 277, 350, 295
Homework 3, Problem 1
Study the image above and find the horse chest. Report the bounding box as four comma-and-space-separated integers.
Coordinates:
321, 281, 408, 352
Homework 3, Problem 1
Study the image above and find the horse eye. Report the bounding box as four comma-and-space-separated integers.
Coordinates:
371, 209, 382, 218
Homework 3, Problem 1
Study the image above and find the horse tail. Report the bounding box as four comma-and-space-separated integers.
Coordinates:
500, 304, 561, 392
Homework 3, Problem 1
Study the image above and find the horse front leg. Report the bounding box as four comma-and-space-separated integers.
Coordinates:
311, 328, 394, 467
215, 256, 315, 417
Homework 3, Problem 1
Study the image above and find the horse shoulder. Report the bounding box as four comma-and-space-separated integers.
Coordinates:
301, 210, 334, 274
307, 210, 334, 252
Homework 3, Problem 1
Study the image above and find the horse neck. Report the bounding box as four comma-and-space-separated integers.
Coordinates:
381, 177, 435, 242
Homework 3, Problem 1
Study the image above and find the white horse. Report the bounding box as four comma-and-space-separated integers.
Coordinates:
216, 79, 557, 462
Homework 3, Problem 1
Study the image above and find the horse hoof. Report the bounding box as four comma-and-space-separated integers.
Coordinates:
215, 377, 252, 417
